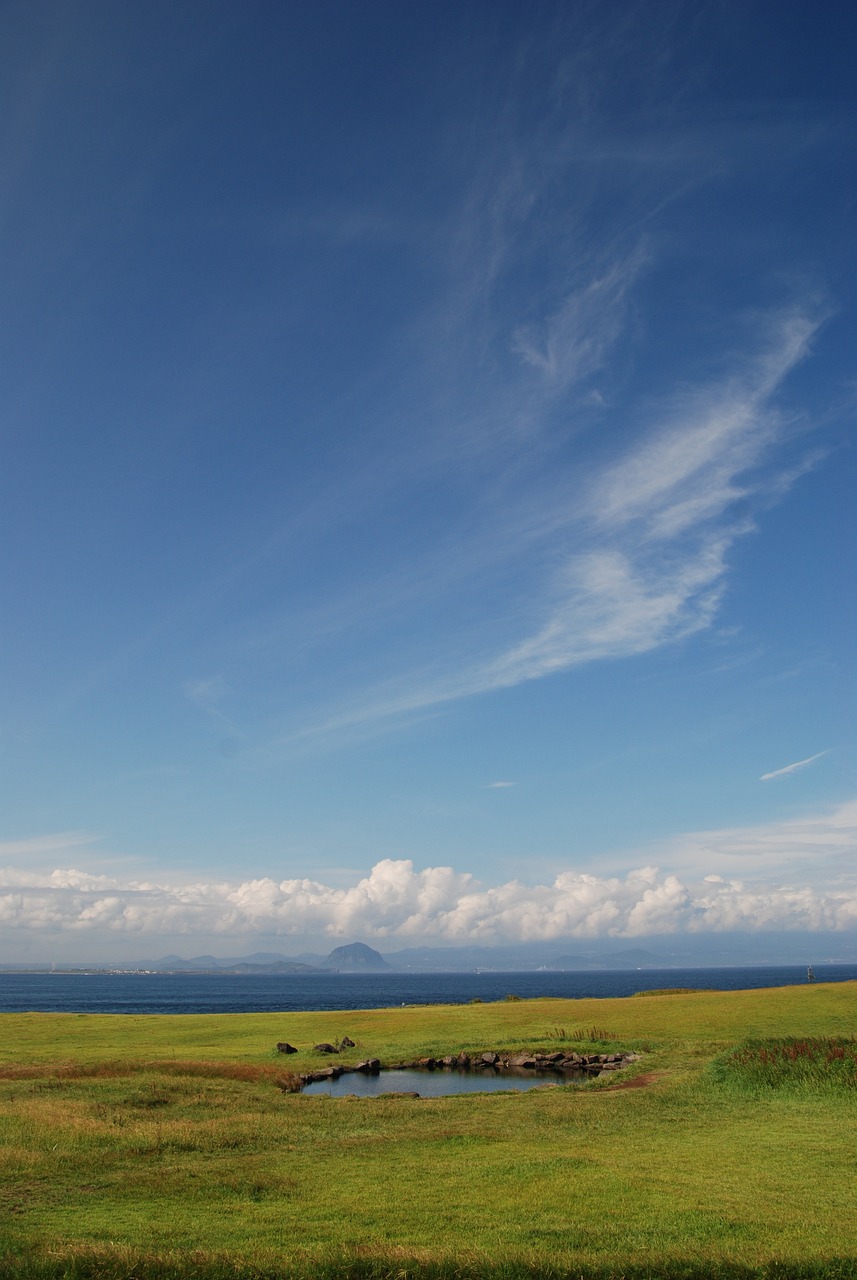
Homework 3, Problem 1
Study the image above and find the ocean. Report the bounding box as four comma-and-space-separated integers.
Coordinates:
1, 964, 855, 1014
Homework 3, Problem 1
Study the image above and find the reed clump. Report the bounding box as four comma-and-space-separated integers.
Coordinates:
714, 1036, 857, 1093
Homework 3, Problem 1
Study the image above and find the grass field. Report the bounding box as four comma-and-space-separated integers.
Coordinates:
0, 983, 855, 1279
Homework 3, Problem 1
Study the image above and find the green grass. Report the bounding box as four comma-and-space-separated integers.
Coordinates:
0, 983, 855, 1278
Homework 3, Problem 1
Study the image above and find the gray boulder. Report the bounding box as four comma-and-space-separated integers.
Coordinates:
508, 1053, 537, 1068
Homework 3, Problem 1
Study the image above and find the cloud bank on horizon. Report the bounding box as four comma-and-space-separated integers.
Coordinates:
2, 802, 854, 955
0, 2, 854, 956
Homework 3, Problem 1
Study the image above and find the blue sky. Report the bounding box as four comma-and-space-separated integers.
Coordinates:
1, 1, 855, 961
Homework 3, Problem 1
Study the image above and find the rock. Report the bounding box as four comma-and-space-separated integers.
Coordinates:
457, 1052, 471, 1068
508, 1053, 537, 1068
340, 1036, 355, 1048
419, 1057, 437, 1069
276, 1042, 297, 1054
355, 1059, 381, 1074
441, 1055, 458, 1067
275, 1075, 301, 1093
300, 1067, 343, 1083
313, 1042, 339, 1054
480, 1051, 499, 1066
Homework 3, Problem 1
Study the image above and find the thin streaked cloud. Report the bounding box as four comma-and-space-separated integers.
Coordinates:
761, 750, 831, 782
0, 832, 96, 859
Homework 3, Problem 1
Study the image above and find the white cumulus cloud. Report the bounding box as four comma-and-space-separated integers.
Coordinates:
1, 800, 855, 949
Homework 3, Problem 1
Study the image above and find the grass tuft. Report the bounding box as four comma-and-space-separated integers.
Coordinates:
633, 988, 708, 997
713, 1037, 857, 1093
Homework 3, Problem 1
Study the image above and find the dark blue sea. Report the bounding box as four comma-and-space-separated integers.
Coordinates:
1, 965, 855, 1014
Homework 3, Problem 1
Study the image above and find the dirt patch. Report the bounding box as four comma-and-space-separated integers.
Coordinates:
601, 1071, 661, 1091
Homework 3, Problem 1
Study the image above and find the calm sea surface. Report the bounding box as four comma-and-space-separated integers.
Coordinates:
1, 965, 855, 1014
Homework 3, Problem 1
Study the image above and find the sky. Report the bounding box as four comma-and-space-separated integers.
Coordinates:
1, 0, 855, 963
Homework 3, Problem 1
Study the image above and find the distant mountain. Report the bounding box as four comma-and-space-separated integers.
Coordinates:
321, 942, 390, 971
548, 955, 591, 970
220, 960, 326, 974
596, 949, 667, 968
153, 954, 222, 971
384, 943, 669, 971
151, 953, 325, 974
63, 930, 854, 978
224, 952, 302, 966
384, 943, 564, 971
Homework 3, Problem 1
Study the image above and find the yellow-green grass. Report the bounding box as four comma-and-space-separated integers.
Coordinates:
1, 983, 855, 1280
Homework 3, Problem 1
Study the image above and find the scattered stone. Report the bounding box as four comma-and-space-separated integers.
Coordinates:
302, 1066, 343, 1083
355, 1059, 381, 1074
276, 1042, 297, 1054
299, 1044, 640, 1090
340, 1036, 355, 1048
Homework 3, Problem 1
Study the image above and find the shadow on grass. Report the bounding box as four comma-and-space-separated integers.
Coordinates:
1, 1247, 856, 1280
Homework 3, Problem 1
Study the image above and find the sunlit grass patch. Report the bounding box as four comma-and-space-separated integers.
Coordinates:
714, 1037, 857, 1093
2, 987, 857, 1276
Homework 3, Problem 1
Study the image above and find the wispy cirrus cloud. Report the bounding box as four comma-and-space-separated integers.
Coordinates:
267, 301, 824, 755
652, 799, 857, 881
761, 750, 831, 782
0, 831, 96, 859
511, 248, 648, 392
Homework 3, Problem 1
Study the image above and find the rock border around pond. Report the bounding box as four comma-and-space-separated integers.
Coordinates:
295, 1048, 640, 1086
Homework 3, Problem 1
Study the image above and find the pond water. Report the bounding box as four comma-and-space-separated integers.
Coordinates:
301, 1066, 588, 1097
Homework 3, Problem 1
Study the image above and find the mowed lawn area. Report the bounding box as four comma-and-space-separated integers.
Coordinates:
0, 983, 855, 1279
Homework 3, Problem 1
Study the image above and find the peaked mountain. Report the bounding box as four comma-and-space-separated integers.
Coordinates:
322, 942, 390, 971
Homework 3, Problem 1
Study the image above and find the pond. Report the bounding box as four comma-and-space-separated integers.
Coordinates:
301, 1065, 589, 1097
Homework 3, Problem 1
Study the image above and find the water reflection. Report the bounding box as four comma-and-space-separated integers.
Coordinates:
301, 1066, 587, 1097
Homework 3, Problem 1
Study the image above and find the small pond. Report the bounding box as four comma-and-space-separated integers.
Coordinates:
301, 1066, 588, 1097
